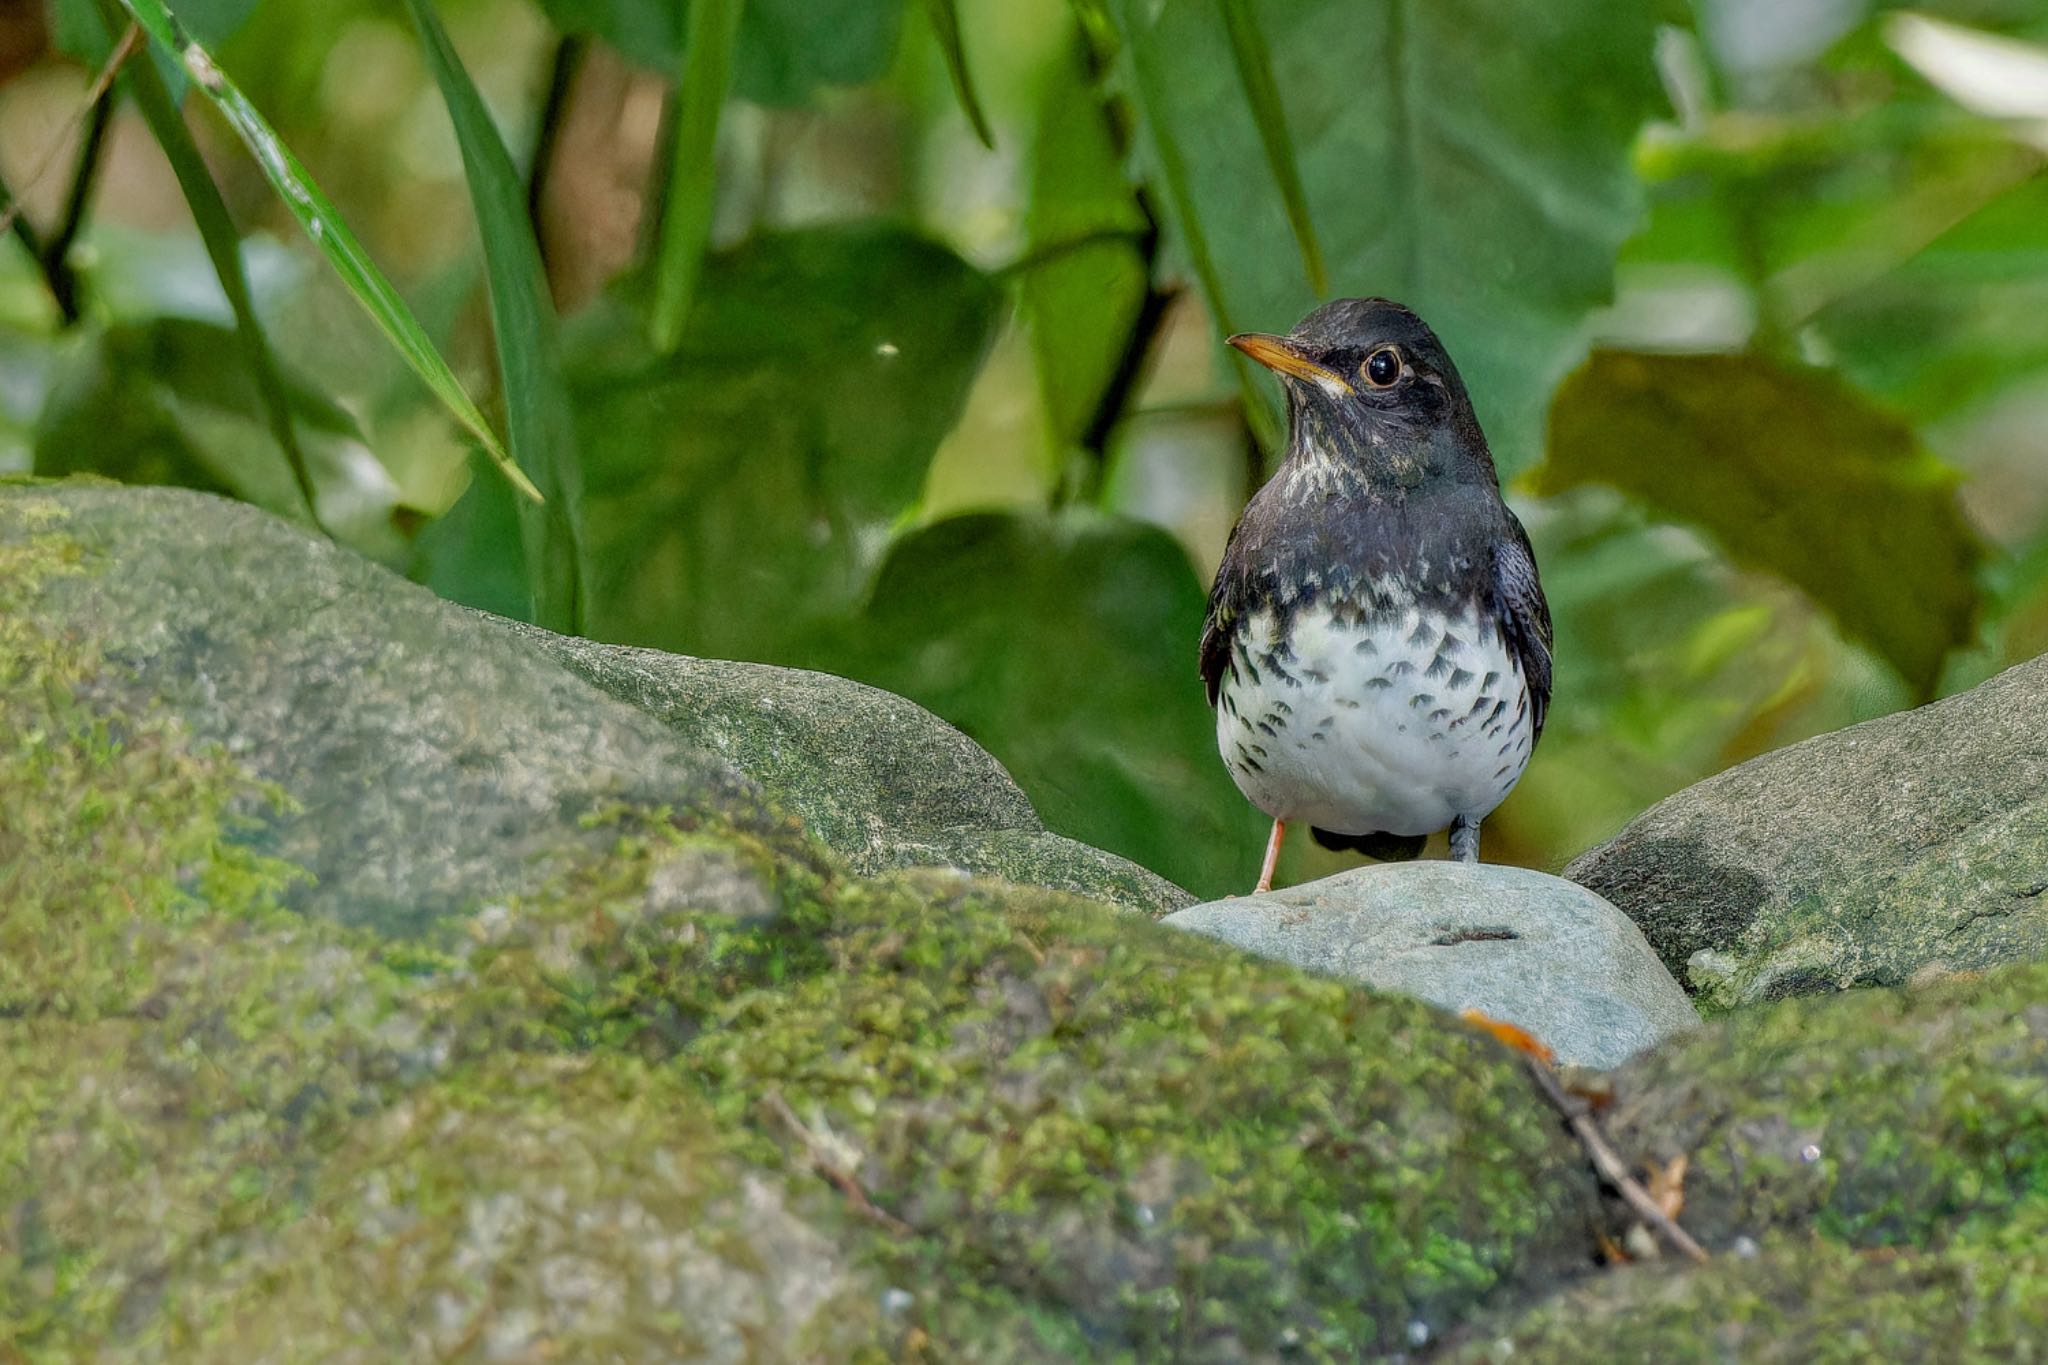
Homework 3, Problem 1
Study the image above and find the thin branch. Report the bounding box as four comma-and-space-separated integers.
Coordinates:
42, 87, 116, 324
761, 1090, 913, 1237
1522, 1057, 1709, 1264
0, 20, 138, 239
525, 32, 586, 276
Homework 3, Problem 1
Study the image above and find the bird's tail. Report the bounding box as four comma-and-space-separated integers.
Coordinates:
1311, 827, 1427, 861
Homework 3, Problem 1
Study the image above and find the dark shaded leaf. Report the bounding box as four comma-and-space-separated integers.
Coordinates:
568, 226, 1000, 662
33, 318, 404, 558
1016, 33, 1148, 449
1104, 0, 1666, 471
409, 0, 583, 630
1218, 0, 1326, 296
1540, 349, 1984, 696
834, 509, 1263, 899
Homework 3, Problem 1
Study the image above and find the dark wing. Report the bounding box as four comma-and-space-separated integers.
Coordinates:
1492, 509, 1553, 744
1198, 522, 1250, 707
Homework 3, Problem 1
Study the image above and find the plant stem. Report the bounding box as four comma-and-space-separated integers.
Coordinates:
526, 33, 586, 277
40, 87, 115, 325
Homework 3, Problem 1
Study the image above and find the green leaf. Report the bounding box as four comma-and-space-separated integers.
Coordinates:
569, 226, 1000, 662
832, 509, 1262, 899
1540, 349, 1984, 696
651, 0, 743, 355
920, 0, 994, 148
1016, 34, 1149, 449
1218, 0, 1326, 296
535, 0, 905, 107
1104, 0, 1666, 471
100, 0, 320, 529
407, 0, 583, 631
1812, 173, 2048, 422
33, 318, 405, 558
109, 0, 541, 505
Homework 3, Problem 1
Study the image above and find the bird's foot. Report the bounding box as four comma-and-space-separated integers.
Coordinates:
1252, 818, 1287, 894
1448, 813, 1481, 863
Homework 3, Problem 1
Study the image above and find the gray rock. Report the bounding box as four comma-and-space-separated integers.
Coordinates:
1566, 653, 2048, 1009
0, 481, 1179, 926
1163, 862, 1697, 1069
488, 621, 1190, 914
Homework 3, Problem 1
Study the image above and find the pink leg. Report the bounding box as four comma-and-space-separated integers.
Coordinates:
1254, 819, 1286, 894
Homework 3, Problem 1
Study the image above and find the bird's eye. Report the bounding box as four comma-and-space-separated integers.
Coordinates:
1362, 346, 1402, 388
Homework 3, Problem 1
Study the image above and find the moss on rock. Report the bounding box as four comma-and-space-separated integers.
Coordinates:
1449, 1208, 2048, 1362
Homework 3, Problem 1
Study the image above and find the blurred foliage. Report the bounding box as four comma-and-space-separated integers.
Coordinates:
4, 0, 2048, 898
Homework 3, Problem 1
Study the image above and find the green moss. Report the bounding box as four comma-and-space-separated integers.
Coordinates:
1603, 961, 2048, 1255
0, 495, 306, 1017
1451, 1203, 2048, 1362
678, 870, 1595, 1359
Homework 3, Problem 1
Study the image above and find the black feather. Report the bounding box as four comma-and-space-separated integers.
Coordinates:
1310, 827, 1427, 861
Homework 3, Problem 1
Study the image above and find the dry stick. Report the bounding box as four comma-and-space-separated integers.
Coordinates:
1521, 1058, 1709, 1264
762, 1090, 914, 1237
0, 24, 141, 239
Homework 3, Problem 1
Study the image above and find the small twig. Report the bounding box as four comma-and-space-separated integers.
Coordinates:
1522, 1058, 1709, 1264
762, 1090, 913, 1237
0, 22, 139, 240
41, 86, 115, 323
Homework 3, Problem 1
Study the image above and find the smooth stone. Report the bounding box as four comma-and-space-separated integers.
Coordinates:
1567, 651, 2048, 1009
1164, 861, 1698, 1069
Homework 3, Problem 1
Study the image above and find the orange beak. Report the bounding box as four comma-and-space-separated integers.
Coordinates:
1228, 332, 1355, 397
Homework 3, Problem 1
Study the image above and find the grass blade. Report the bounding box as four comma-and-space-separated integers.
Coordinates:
922, 0, 995, 149
1219, 0, 1327, 296
1110, 0, 1280, 451
650, 0, 742, 353
407, 0, 582, 631
109, 0, 543, 504
91, 0, 322, 529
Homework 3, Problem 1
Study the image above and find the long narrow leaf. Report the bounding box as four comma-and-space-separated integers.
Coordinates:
407, 0, 582, 632
650, 0, 742, 353
92, 0, 321, 529
922, 0, 995, 149
1111, 0, 1280, 450
110, 0, 543, 504
1218, 0, 1327, 296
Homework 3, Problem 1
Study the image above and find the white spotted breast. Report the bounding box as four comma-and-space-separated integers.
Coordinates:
1213, 598, 1533, 837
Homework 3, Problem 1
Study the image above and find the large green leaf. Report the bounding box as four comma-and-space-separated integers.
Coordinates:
833, 509, 1263, 899
1104, 0, 1666, 472
535, 0, 905, 106
1812, 172, 2048, 422
1016, 33, 1149, 451
568, 226, 1000, 661
1540, 349, 1984, 696
32, 318, 404, 558
409, 0, 583, 631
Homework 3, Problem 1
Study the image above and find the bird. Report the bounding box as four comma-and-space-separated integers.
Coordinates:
1199, 298, 1552, 894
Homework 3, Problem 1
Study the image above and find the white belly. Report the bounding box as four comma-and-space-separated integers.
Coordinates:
1215, 601, 1533, 836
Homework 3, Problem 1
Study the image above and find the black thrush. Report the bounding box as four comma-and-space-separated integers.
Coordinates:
1200, 298, 1553, 893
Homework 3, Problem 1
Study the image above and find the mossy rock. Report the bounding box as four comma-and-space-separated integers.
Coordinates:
1455, 960, 2048, 1355
1567, 653, 2048, 1009
0, 479, 1600, 1358
12, 479, 2048, 1359
488, 620, 1190, 913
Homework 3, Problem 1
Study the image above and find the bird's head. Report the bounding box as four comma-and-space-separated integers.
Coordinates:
1229, 298, 1495, 494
